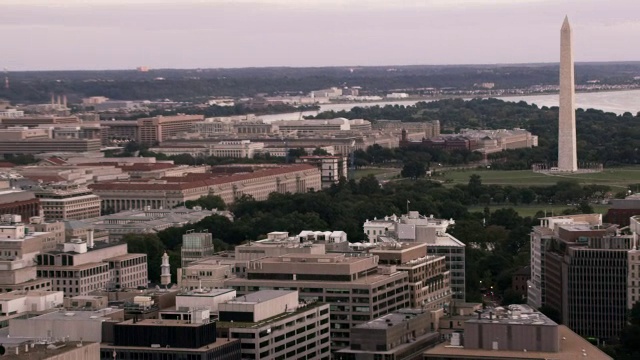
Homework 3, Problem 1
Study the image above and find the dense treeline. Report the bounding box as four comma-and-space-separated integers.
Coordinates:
2, 62, 640, 103
125, 175, 604, 303
315, 98, 640, 167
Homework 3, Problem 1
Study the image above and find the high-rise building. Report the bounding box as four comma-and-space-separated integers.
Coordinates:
528, 214, 639, 341
526, 214, 602, 309
557, 16, 578, 172
224, 253, 411, 350
363, 212, 466, 300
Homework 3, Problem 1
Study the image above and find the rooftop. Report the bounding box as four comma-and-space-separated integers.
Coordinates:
356, 308, 429, 330
2, 341, 97, 360
226, 290, 295, 305
121, 319, 205, 328
468, 304, 555, 327
30, 308, 121, 321
178, 289, 235, 298
216, 301, 325, 329
424, 325, 612, 360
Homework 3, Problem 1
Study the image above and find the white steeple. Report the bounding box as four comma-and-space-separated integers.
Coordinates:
161, 251, 171, 286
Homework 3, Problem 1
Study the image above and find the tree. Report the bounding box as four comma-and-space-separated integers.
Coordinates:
312, 147, 329, 156
288, 148, 307, 159
358, 174, 380, 194
401, 161, 426, 180
123, 233, 165, 282
184, 195, 226, 210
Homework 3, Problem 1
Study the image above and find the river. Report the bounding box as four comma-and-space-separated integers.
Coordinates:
258, 89, 640, 122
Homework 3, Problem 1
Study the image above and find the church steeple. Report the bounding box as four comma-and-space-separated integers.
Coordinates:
161, 251, 171, 286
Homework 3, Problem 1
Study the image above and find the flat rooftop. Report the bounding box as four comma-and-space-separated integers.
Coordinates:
178, 289, 235, 297
216, 301, 325, 329
2, 341, 97, 360
31, 308, 121, 321
424, 325, 612, 360
102, 337, 238, 353
227, 290, 295, 305
121, 319, 205, 328
357, 308, 429, 330
370, 242, 427, 252
468, 305, 555, 327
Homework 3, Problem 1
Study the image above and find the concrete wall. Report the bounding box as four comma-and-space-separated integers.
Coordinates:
464, 322, 559, 352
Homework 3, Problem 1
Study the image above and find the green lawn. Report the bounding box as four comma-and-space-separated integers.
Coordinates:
354, 168, 401, 180
467, 204, 610, 218
439, 167, 640, 189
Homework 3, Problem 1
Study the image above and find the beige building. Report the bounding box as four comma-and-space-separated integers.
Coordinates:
209, 140, 265, 158
33, 185, 101, 220
138, 114, 205, 144
216, 290, 331, 360
272, 118, 371, 135
336, 308, 442, 360
371, 243, 451, 310
0, 215, 54, 293
225, 253, 411, 350
423, 304, 612, 360
36, 240, 147, 296
90, 164, 321, 211
297, 155, 348, 188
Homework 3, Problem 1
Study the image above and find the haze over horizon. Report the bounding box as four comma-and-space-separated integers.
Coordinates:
2, 0, 639, 71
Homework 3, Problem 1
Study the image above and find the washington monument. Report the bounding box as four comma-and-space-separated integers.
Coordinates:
557, 16, 578, 172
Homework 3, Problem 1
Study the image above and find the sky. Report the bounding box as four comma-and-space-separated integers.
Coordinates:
1, 0, 638, 70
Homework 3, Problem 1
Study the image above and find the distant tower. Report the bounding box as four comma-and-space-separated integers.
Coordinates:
557, 16, 578, 172
160, 251, 171, 286
3, 68, 8, 90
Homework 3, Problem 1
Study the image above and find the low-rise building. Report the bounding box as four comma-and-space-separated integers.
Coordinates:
0, 189, 41, 221
0, 290, 63, 316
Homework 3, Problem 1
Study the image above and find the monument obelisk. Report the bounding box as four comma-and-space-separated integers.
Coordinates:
557, 16, 578, 172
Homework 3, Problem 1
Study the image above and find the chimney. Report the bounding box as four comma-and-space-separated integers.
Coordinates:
63, 95, 68, 108
57, 95, 61, 106
51, 93, 55, 105
87, 228, 95, 248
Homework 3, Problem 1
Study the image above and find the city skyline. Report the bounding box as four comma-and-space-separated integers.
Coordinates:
2, 0, 639, 70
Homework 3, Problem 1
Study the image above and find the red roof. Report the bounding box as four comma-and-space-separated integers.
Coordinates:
89, 164, 317, 192
44, 157, 68, 165
0, 161, 15, 168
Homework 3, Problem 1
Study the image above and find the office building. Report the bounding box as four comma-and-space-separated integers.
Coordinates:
2, 342, 100, 360
0, 290, 63, 316
225, 253, 410, 350
423, 304, 612, 360
543, 222, 630, 341
370, 243, 451, 310
8, 307, 124, 342
0, 116, 80, 127
0, 189, 41, 221
33, 184, 101, 220
373, 120, 441, 139
138, 114, 205, 144
364, 212, 466, 301
100, 318, 241, 360
90, 164, 321, 211
181, 230, 215, 268
0, 215, 55, 293
335, 309, 441, 360
272, 118, 371, 134
216, 290, 331, 360
604, 193, 640, 226
36, 239, 147, 296
297, 155, 348, 188
527, 214, 603, 309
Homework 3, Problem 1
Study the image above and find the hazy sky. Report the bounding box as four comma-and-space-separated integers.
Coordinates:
2, 0, 638, 70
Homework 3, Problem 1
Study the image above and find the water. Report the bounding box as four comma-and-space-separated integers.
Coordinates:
258, 89, 640, 122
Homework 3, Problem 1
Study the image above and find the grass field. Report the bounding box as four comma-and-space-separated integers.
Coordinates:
439, 167, 640, 189
466, 204, 611, 217
354, 168, 401, 180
